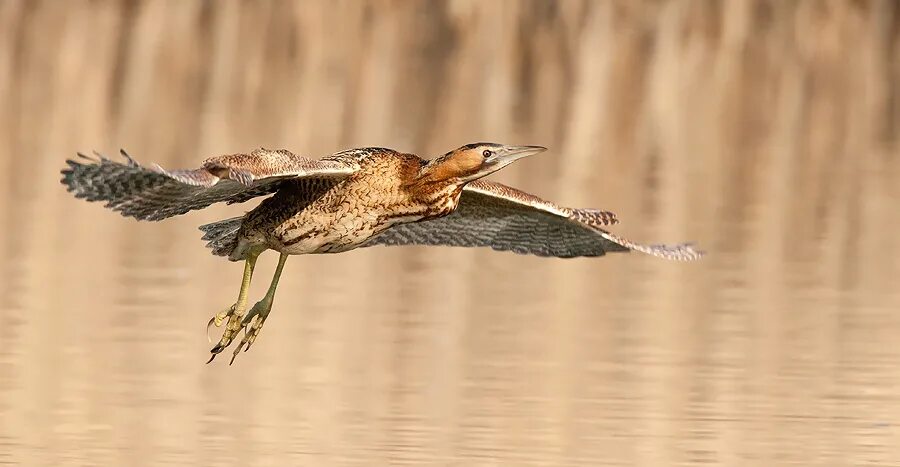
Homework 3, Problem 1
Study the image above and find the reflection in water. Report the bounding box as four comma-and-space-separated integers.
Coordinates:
2, 1, 900, 465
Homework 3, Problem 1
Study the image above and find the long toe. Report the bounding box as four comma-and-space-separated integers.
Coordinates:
229, 315, 260, 364
211, 312, 244, 352
229, 299, 272, 364
229, 314, 266, 365
208, 305, 249, 361
244, 312, 270, 351
207, 304, 236, 344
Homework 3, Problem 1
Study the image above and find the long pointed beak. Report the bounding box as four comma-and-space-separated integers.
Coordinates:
484, 145, 547, 167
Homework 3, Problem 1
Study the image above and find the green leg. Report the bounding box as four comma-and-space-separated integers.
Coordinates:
230, 252, 289, 363
207, 250, 261, 363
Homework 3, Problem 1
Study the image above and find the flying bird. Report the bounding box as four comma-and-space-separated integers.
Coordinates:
60, 143, 703, 364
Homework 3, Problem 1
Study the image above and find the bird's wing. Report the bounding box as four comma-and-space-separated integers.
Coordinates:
60, 148, 357, 221
365, 180, 704, 260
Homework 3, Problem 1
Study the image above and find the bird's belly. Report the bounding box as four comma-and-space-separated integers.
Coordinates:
278, 230, 372, 254
274, 213, 405, 255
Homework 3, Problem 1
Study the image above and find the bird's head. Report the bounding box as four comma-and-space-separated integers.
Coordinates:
415, 143, 546, 187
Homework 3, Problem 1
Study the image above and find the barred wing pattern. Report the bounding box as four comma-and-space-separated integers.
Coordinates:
366, 180, 703, 260
60, 148, 357, 221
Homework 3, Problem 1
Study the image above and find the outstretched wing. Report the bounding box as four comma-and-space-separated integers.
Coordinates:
365, 180, 704, 260
60, 148, 357, 221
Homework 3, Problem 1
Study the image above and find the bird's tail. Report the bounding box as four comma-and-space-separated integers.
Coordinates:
199, 216, 244, 259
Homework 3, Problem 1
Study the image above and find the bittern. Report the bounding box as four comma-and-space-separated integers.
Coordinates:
61, 143, 703, 364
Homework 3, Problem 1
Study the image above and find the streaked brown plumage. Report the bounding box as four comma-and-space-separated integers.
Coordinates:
60, 143, 704, 364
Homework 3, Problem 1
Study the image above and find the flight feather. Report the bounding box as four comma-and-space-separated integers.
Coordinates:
60, 148, 357, 221
366, 180, 703, 260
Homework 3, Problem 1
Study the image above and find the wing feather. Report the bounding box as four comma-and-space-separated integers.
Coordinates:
60, 148, 356, 221
366, 180, 704, 260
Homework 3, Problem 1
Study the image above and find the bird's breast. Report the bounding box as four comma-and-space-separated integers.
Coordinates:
264, 163, 460, 255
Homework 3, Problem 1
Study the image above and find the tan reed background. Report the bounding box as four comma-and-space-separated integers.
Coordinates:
1, 0, 899, 465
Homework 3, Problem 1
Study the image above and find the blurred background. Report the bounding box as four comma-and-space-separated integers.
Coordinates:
2, 0, 899, 465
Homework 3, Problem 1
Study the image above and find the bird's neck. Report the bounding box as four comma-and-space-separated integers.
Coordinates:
404, 175, 464, 217
422, 183, 464, 218
399, 156, 471, 217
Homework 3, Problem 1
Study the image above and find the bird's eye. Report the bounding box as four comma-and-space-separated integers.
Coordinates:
482, 149, 493, 158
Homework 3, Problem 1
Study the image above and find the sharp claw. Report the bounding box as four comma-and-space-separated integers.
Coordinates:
206, 316, 216, 343
229, 341, 244, 365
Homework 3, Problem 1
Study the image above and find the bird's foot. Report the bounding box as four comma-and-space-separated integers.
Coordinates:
206, 303, 246, 364
231, 297, 273, 357
206, 297, 273, 365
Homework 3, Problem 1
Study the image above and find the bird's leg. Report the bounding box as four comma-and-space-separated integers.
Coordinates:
230, 252, 289, 362
207, 250, 260, 363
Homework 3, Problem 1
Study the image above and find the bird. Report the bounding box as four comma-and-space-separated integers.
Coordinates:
60, 143, 704, 364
